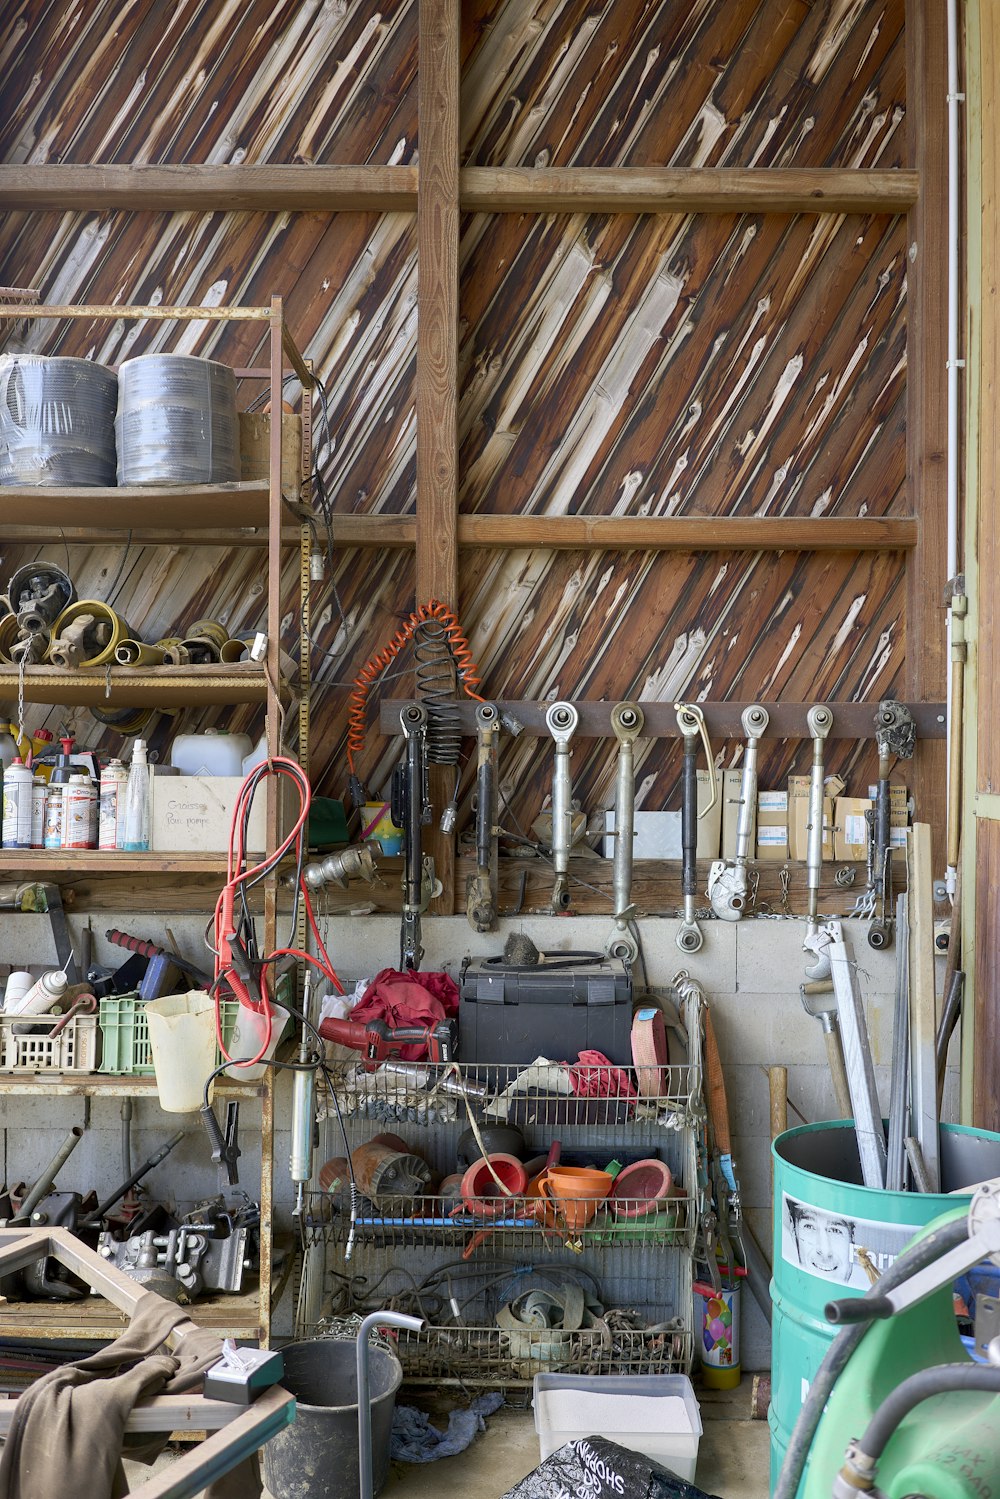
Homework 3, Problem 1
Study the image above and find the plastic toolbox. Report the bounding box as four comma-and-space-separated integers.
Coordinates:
533, 1372, 702, 1476
459, 953, 633, 1065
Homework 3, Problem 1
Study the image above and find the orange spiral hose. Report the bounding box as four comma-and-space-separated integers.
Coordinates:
347, 600, 485, 774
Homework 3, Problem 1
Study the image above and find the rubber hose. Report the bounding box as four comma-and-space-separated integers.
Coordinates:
773, 1215, 970, 1499
859, 1363, 1000, 1463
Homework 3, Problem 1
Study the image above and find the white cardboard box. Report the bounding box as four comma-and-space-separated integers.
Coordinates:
151, 776, 269, 854
602, 773, 721, 861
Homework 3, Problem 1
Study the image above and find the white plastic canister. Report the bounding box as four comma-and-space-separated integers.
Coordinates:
6, 968, 68, 1016
30, 776, 46, 849
170, 729, 252, 777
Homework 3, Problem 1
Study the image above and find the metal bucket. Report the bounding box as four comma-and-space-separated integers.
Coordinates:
769, 1119, 1000, 1493
261, 1337, 403, 1499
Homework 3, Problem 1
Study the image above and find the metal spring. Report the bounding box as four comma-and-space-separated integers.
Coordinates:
414, 618, 460, 766
346, 600, 485, 775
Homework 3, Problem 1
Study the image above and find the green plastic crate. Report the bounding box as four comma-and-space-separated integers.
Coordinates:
98, 994, 239, 1075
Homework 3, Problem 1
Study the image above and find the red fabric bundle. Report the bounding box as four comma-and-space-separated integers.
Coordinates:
350, 968, 459, 1060
565, 1048, 638, 1099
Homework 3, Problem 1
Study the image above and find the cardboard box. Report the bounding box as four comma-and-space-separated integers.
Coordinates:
151, 775, 276, 854
787, 774, 845, 862
756, 790, 788, 862
721, 768, 746, 860
833, 797, 872, 861
602, 772, 721, 861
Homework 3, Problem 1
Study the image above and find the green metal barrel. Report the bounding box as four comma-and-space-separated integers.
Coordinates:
769, 1119, 1000, 1494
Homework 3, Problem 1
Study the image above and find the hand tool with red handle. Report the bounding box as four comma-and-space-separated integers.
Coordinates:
318, 1014, 456, 1067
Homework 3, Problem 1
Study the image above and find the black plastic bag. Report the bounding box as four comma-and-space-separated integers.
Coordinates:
500, 1436, 720, 1499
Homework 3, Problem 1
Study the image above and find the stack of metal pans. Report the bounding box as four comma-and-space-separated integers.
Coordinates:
116, 353, 240, 485
0, 354, 118, 486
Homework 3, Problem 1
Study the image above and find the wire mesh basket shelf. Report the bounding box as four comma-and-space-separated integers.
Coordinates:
308, 1050, 704, 1386
389, 1323, 693, 1385
322, 1060, 700, 1132
303, 1191, 697, 1254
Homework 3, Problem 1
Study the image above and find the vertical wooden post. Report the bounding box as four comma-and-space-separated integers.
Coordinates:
969, 0, 1000, 1128
905, 1, 950, 851
416, 0, 460, 915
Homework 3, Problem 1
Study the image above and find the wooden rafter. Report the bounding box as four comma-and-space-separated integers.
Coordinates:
0, 165, 917, 216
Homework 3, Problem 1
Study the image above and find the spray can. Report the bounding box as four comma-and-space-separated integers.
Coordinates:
30, 775, 46, 848
42, 735, 77, 849
6, 968, 68, 1017
2, 758, 34, 848
99, 759, 128, 850
43, 782, 64, 849
63, 774, 97, 849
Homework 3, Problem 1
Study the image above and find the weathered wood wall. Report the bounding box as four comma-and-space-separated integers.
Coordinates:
0, 0, 925, 844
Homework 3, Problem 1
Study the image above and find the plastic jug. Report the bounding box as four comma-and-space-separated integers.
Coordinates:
224, 1001, 289, 1081
146, 990, 218, 1112
171, 729, 252, 777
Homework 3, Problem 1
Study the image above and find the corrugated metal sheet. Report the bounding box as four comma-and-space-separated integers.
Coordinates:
0, 0, 908, 832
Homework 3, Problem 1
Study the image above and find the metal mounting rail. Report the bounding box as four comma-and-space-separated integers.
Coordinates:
382, 700, 947, 739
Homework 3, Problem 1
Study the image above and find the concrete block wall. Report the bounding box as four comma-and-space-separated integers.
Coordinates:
0, 910, 956, 1366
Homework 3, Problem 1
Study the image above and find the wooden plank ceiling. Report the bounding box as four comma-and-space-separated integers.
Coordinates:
0, 0, 921, 839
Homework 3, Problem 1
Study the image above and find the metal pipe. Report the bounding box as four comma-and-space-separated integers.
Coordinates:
84, 1130, 185, 1223
803, 705, 833, 980
606, 702, 644, 961
10, 1127, 85, 1222
115, 639, 166, 666
357, 1312, 425, 1499
398, 703, 428, 970
290, 973, 315, 1216
545, 701, 579, 912
675, 703, 707, 953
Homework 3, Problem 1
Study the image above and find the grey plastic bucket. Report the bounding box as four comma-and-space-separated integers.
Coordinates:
262, 1337, 403, 1499
769, 1119, 1000, 1494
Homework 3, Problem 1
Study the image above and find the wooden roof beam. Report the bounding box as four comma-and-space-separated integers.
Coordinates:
329, 514, 916, 550
0, 165, 916, 216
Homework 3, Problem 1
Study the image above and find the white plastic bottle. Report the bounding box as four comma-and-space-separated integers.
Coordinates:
122, 738, 151, 852
2, 758, 34, 848
99, 759, 128, 850
6, 968, 68, 1017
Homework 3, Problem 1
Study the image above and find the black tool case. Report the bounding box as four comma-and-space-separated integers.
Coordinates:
458, 952, 633, 1065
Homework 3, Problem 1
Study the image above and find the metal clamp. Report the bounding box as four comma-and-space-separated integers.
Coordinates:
605, 702, 645, 963
545, 701, 579, 911
708, 703, 769, 922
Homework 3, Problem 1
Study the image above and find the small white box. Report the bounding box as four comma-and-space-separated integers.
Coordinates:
533, 1373, 702, 1479
151, 776, 267, 854
602, 773, 721, 861
603, 810, 681, 860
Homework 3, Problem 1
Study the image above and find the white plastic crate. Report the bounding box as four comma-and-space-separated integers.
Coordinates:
1, 1013, 100, 1072
533, 1372, 702, 1478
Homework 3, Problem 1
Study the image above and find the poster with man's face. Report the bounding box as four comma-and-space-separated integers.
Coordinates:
781, 1193, 916, 1289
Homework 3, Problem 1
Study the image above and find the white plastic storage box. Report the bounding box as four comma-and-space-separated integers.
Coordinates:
533, 1373, 702, 1479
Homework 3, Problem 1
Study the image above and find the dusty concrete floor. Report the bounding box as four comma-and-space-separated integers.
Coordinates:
382, 1379, 769, 1499
125, 1375, 770, 1498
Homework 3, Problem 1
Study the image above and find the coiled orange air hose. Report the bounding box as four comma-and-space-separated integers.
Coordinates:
346, 600, 485, 775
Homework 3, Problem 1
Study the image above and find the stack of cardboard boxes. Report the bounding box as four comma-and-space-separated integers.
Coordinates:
718, 772, 909, 863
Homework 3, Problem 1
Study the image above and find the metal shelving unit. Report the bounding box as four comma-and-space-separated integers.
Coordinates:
301, 1059, 702, 1387
0, 297, 312, 1347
